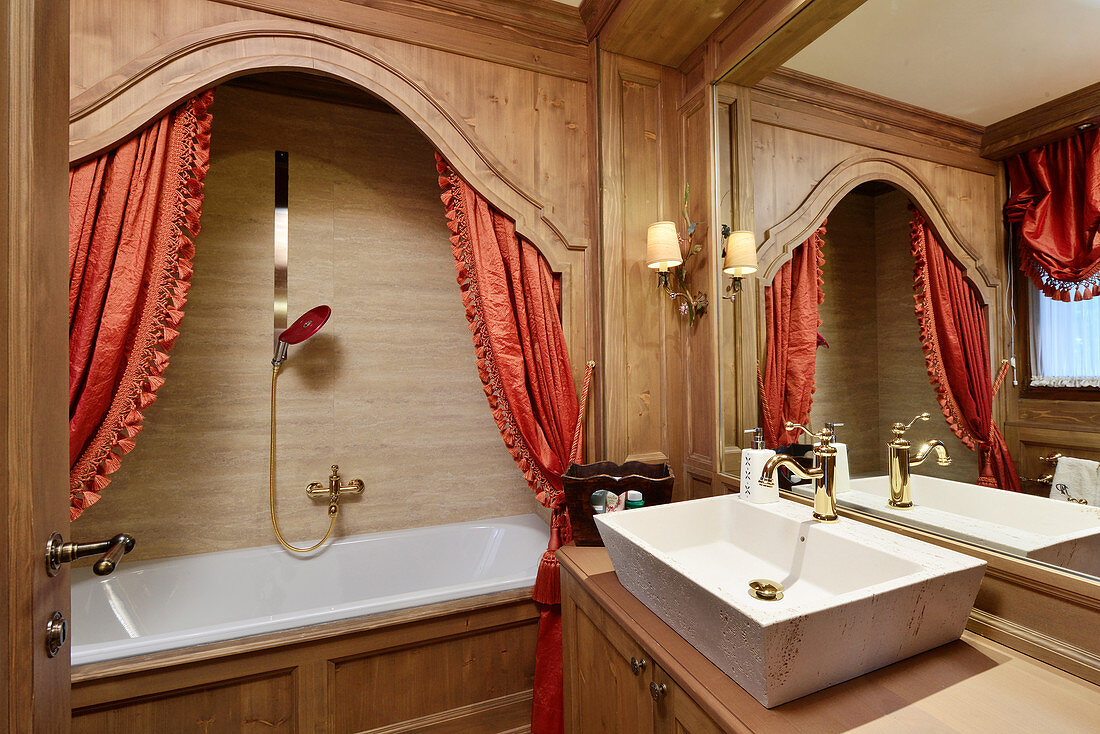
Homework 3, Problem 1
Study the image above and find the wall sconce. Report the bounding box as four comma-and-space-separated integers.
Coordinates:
646, 220, 708, 326
721, 227, 758, 303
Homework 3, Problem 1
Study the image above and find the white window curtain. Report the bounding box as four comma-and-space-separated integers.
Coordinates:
1030, 281, 1100, 387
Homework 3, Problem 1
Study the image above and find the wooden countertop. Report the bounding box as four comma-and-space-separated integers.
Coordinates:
559, 544, 1100, 733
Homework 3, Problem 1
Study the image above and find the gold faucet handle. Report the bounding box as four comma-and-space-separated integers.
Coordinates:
784, 421, 837, 445
893, 412, 930, 436
784, 421, 816, 439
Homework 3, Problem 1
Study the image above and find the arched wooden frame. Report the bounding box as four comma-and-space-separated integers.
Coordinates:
735, 153, 1009, 448
68, 18, 589, 369
756, 154, 1000, 302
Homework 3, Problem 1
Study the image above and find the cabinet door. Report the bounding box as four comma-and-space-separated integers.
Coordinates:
653, 667, 726, 734
563, 595, 655, 734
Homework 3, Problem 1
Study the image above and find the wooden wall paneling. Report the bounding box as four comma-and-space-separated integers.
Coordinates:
982, 80, 1100, 160
1, 0, 72, 730
67, 1, 593, 269
716, 82, 758, 478
750, 69, 992, 174
213, 0, 590, 76
709, 0, 868, 86
680, 85, 719, 488
579, 0, 619, 41
597, 51, 683, 469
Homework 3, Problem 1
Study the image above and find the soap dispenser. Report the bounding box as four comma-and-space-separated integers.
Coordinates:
741, 428, 778, 503
826, 422, 851, 494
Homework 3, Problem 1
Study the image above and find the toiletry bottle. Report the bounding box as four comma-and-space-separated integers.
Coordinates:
624, 490, 644, 509
826, 422, 850, 494
742, 428, 778, 503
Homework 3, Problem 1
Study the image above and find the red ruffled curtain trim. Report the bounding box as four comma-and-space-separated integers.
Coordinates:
436, 153, 580, 734
760, 224, 826, 448
910, 208, 1020, 492
1005, 128, 1100, 302
68, 90, 214, 520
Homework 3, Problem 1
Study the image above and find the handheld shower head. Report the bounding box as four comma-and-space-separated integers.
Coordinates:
273, 305, 331, 365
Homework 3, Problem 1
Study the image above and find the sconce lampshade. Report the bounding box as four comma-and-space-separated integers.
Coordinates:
646, 221, 682, 271
723, 230, 758, 277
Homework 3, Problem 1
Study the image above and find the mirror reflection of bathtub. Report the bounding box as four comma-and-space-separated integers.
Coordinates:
786, 475, 1100, 577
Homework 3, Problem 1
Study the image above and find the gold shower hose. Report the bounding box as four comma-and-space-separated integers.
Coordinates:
269, 363, 336, 553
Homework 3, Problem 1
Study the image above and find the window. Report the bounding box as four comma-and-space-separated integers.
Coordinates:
1029, 281, 1100, 387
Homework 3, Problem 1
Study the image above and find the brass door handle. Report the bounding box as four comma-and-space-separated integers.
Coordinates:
630, 656, 647, 675
45, 532, 136, 577
649, 681, 667, 702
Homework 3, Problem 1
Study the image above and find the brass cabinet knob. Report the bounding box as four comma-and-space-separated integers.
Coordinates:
649, 681, 667, 702
630, 656, 647, 676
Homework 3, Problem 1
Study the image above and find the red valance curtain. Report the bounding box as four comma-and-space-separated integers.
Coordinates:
1004, 128, 1100, 301
69, 91, 214, 520
436, 154, 579, 734
760, 225, 826, 448
910, 208, 1020, 492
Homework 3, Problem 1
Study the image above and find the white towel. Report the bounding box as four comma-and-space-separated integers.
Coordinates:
1050, 456, 1100, 506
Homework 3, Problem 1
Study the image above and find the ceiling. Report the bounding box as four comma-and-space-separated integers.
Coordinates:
784, 0, 1100, 126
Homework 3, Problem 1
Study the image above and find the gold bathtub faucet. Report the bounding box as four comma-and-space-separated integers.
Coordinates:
758, 421, 840, 523
307, 465, 365, 516
887, 413, 952, 509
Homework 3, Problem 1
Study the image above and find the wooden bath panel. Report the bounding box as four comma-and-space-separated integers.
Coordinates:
71, 589, 539, 733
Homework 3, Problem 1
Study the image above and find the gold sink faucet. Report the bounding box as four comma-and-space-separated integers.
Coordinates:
758, 421, 839, 523
887, 413, 951, 509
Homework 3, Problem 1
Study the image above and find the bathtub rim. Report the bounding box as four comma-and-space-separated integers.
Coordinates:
71, 583, 535, 683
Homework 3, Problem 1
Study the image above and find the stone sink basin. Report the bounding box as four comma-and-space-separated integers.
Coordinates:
840, 475, 1100, 577
594, 495, 985, 708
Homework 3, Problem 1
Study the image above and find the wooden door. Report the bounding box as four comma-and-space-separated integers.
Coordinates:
562, 591, 655, 734
653, 666, 726, 734
1, 0, 73, 731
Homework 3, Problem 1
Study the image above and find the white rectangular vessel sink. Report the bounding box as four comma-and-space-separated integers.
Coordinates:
843, 475, 1100, 577
595, 495, 985, 708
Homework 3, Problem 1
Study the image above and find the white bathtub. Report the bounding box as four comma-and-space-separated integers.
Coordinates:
70, 513, 547, 666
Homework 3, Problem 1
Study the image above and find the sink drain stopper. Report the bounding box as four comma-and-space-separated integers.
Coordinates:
748, 579, 784, 601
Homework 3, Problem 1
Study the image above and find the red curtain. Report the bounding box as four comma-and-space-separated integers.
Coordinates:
436, 154, 579, 734
1004, 128, 1100, 301
760, 225, 826, 447
910, 209, 1020, 492
68, 91, 214, 520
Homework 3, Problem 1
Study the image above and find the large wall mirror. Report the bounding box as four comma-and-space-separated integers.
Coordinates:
715, 0, 1100, 591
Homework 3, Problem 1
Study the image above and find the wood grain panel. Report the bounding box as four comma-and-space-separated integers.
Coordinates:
76, 85, 538, 561
333, 622, 537, 732
681, 88, 718, 469
1, 0, 72, 730
74, 593, 539, 732
598, 51, 684, 469
567, 596, 654, 734
596, 0, 744, 69
73, 672, 296, 734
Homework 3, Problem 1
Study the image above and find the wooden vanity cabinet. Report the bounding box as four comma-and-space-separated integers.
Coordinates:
562, 556, 723, 734
560, 544, 1100, 734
